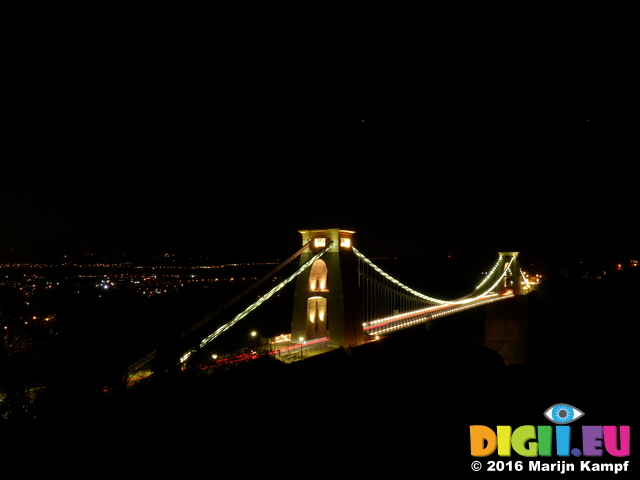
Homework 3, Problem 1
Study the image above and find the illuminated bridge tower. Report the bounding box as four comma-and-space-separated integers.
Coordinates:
486, 251, 528, 364
291, 228, 365, 348
497, 252, 522, 295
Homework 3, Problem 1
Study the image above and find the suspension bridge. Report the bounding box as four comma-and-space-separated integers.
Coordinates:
127, 228, 532, 379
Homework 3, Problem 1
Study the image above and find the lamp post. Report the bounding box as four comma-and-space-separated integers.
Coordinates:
299, 336, 304, 358
250, 331, 257, 353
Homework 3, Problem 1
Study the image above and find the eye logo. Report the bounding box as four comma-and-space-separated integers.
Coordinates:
544, 403, 584, 424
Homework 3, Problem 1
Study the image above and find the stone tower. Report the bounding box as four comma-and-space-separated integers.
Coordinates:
290, 228, 365, 348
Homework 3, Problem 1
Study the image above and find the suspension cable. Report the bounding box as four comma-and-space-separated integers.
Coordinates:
352, 247, 513, 305
178, 241, 335, 363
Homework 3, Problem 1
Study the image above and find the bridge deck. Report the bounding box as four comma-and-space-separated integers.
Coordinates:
363, 293, 512, 335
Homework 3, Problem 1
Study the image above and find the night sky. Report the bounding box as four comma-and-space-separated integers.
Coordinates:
2, 20, 636, 262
